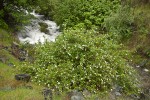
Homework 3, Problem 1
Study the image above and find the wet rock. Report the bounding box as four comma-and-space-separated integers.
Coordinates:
21, 33, 29, 38
42, 88, 53, 100
15, 74, 31, 82
39, 22, 49, 34
66, 90, 84, 100
11, 42, 28, 61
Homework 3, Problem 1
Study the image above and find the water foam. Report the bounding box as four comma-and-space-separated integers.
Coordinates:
18, 11, 60, 44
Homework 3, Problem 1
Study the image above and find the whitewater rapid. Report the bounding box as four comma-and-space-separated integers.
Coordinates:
18, 11, 60, 44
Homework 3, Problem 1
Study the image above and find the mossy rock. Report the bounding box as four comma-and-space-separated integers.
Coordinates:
38, 22, 49, 34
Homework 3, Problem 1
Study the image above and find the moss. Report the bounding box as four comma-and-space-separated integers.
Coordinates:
38, 22, 49, 34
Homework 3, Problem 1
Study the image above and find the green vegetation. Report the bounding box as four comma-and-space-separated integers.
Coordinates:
39, 22, 49, 34
50, 0, 121, 29
0, 62, 43, 100
0, 0, 150, 99
20, 28, 139, 94
0, 0, 33, 30
104, 5, 134, 41
0, 29, 13, 46
0, 29, 45, 100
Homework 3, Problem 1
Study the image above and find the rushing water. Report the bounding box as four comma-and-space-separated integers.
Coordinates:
18, 11, 60, 44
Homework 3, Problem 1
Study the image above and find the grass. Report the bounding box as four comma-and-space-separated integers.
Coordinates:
124, 2, 150, 99
0, 60, 45, 100
126, 3, 150, 71
0, 29, 44, 100
0, 86, 44, 100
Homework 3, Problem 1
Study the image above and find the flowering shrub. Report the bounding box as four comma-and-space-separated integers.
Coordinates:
20, 29, 139, 94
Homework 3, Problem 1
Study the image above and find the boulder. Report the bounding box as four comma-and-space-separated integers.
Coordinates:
66, 90, 84, 100
38, 22, 49, 34
42, 88, 53, 100
15, 74, 31, 82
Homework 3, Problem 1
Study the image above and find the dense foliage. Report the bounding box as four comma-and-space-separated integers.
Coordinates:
20, 29, 139, 94
1, 0, 144, 96
104, 6, 134, 40
0, 0, 40, 30
0, 0, 50, 30
48, 0, 121, 29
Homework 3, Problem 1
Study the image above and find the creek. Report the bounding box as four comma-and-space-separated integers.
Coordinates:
18, 11, 60, 44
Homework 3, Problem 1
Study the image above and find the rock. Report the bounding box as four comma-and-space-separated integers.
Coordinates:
21, 33, 29, 38
115, 92, 121, 96
18, 57, 26, 61
42, 88, 53, 100
18, 49, 28, 61
71, 95, 83, 100
82, 89, 91, 98
11, 43, 28, 61
38, 22, 49, 34
112, 85, 122, 97
66, 90, 84, 100
39, 22, 48, 28
15, 74, 31, 82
